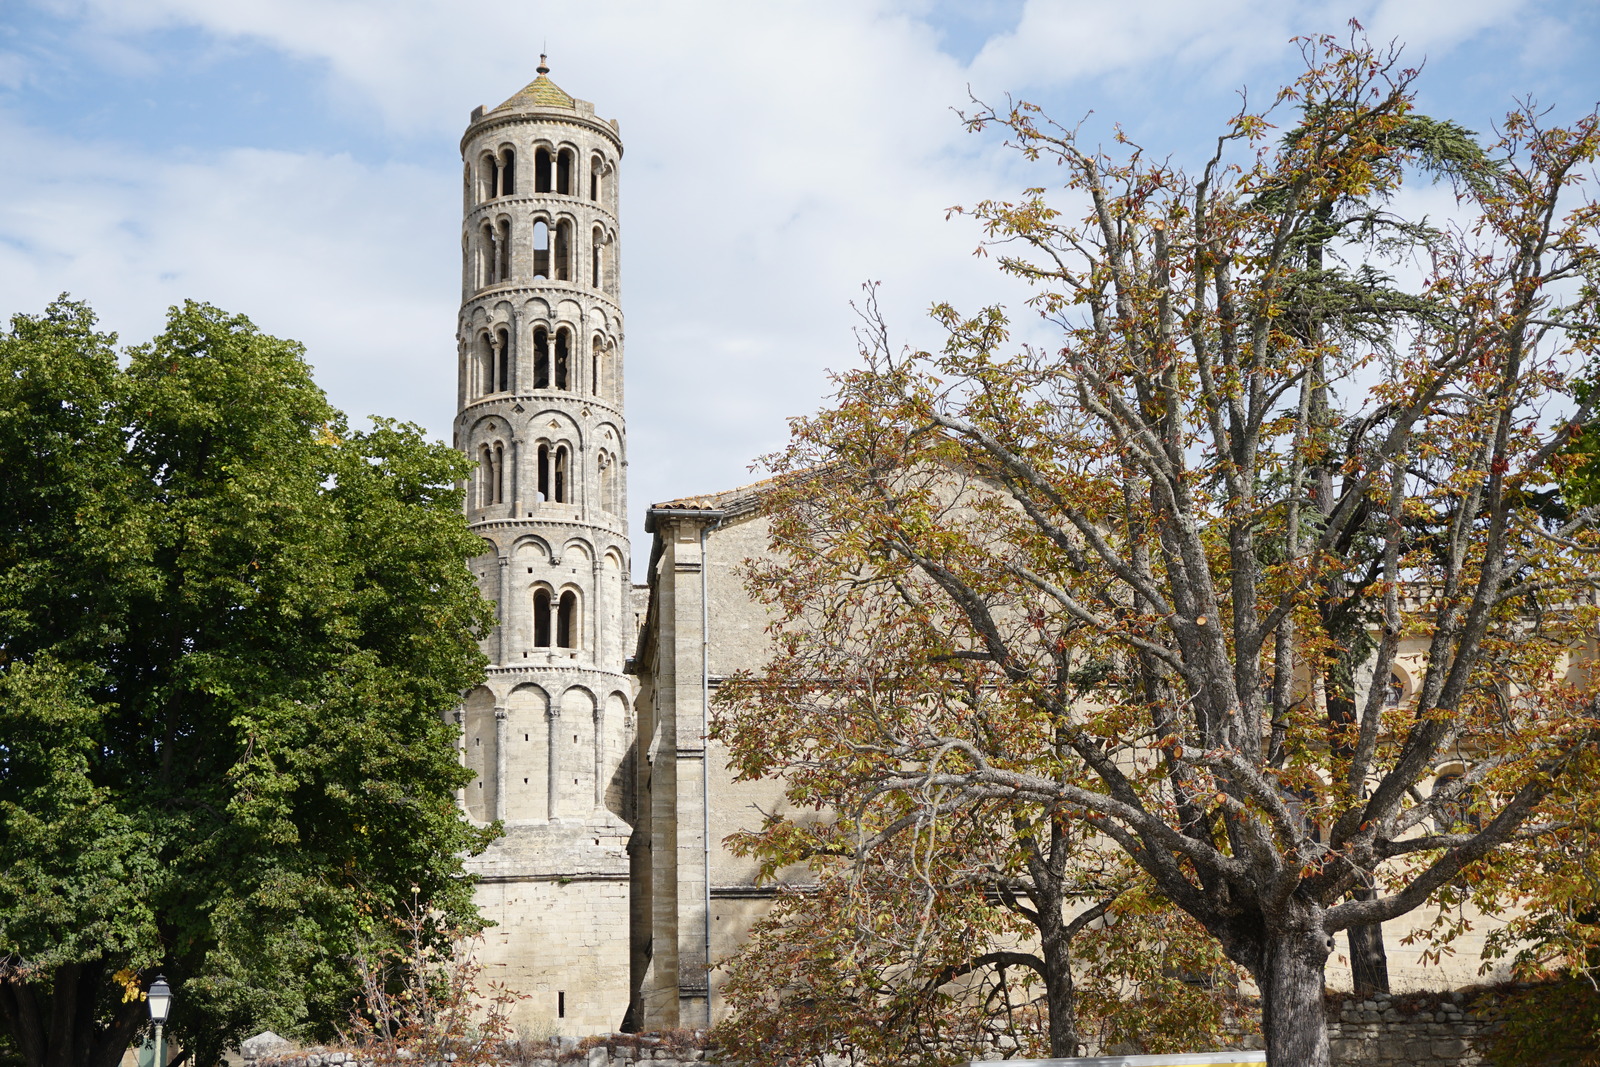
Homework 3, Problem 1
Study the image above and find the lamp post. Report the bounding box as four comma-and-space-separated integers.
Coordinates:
147, 976, 172, 1067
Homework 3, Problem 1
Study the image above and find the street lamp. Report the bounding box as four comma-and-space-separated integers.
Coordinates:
147, 976, 172, 1067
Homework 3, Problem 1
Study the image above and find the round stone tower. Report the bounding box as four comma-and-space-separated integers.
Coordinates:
453, 59, 633, 1035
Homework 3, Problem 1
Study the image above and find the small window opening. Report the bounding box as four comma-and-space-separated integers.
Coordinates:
532, 220, 550, 279
557, 991, 565, 1018
496, 218, 512, 281
533, 326, 550, 388
479, 222, 496, 286
481, 152, 499, 202
556, 148, 574, 195
555, 329, 570, 390
557, 590, 577, 648
537, 443, 550, 501
592, 336, 604, 395
499, 147, 516, 195
553, 445, 569, 504
554, 219, 572, 281
535, 147, 553, 193
493, 442, 505, 504
478, 445, 497, 508
477, 333, 494, 396
534, 588, 552, 647
590, 157, 601, 202
495, 327, 511, 392
592, 228, 603, 288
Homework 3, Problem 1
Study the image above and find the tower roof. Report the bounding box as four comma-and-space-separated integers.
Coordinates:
494, 55, 574, 112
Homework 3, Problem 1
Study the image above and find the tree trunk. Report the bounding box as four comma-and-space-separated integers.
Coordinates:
1347, 883, 1390, 997
1038, 923, 1080, 1058
0, 964, 148, 1067
1257, 926, 1332, 1067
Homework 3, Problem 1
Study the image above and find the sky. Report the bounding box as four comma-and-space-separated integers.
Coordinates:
2, 0, 1598, 576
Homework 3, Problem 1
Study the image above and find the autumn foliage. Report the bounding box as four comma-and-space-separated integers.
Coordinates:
713, 29, 1600, 1067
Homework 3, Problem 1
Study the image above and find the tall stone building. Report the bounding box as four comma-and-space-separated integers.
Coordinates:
452, 60, 635, 1035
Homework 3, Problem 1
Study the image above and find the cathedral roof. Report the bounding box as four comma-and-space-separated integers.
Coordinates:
648, 476, 778, 519
646, 467, 845, 530
494, 58, 575, 112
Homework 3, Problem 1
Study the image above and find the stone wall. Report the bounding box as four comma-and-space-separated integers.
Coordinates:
1326, 990, 1500, 1066
241, 995, 1505, 1067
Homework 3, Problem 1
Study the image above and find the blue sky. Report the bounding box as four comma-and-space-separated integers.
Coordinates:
2, 0, 1597, 573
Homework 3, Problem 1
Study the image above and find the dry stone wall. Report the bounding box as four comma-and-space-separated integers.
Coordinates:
1327, 990, 1499, 1066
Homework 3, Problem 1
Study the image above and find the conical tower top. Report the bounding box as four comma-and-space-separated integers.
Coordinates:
495, 61, 574, 112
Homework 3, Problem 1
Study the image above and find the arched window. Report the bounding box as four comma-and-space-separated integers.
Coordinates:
591, 227, 603, 289
477, 333, 494, 396
533, 588, 552, 647
537, 443, 550, 501
554, 219, 572, 281
480, 152, 499, 202
556, 148, 574, 195
590, 155, 603, 202
591, 335, 604, 396
535, 147, 553, 193
557, 591, 578, 648
499, 147, 516, 195
533, 326, 550, 388
479, 444, 502, 508
553, 445, 570, 503
495, 327, 511, 392
555, 328, 570, 390
479, 222, 496, 286
496, 218, 512, 282
532, 220, 550, 279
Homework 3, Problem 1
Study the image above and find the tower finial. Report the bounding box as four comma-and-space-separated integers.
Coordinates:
537, 53, 549, 76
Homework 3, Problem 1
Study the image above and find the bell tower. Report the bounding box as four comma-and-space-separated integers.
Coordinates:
453, 59, 632, 1034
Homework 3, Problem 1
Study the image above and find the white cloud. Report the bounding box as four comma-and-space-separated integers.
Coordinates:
1367, 0, 1531, 55
0, 109, 459, 433
3, 0, 1591, 572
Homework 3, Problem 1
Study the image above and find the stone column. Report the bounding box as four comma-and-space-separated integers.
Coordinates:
497, 555, 510, 666
546, 702, 561, 821
593, 700, 605, 811
493, 706, 508, 821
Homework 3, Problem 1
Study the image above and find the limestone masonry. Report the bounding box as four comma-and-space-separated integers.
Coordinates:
453, 60, 633, 1036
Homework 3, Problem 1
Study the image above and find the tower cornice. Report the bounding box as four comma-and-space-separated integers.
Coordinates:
459, 281, 623, 318
462, 108, 623, 157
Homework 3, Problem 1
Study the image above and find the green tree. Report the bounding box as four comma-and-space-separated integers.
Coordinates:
715, 35, 1600, 1066
0, 299, 496, 1067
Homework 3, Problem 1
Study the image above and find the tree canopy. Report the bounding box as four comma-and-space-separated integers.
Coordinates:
715, 33, 1600, 1066
0, 298, 495, 1067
